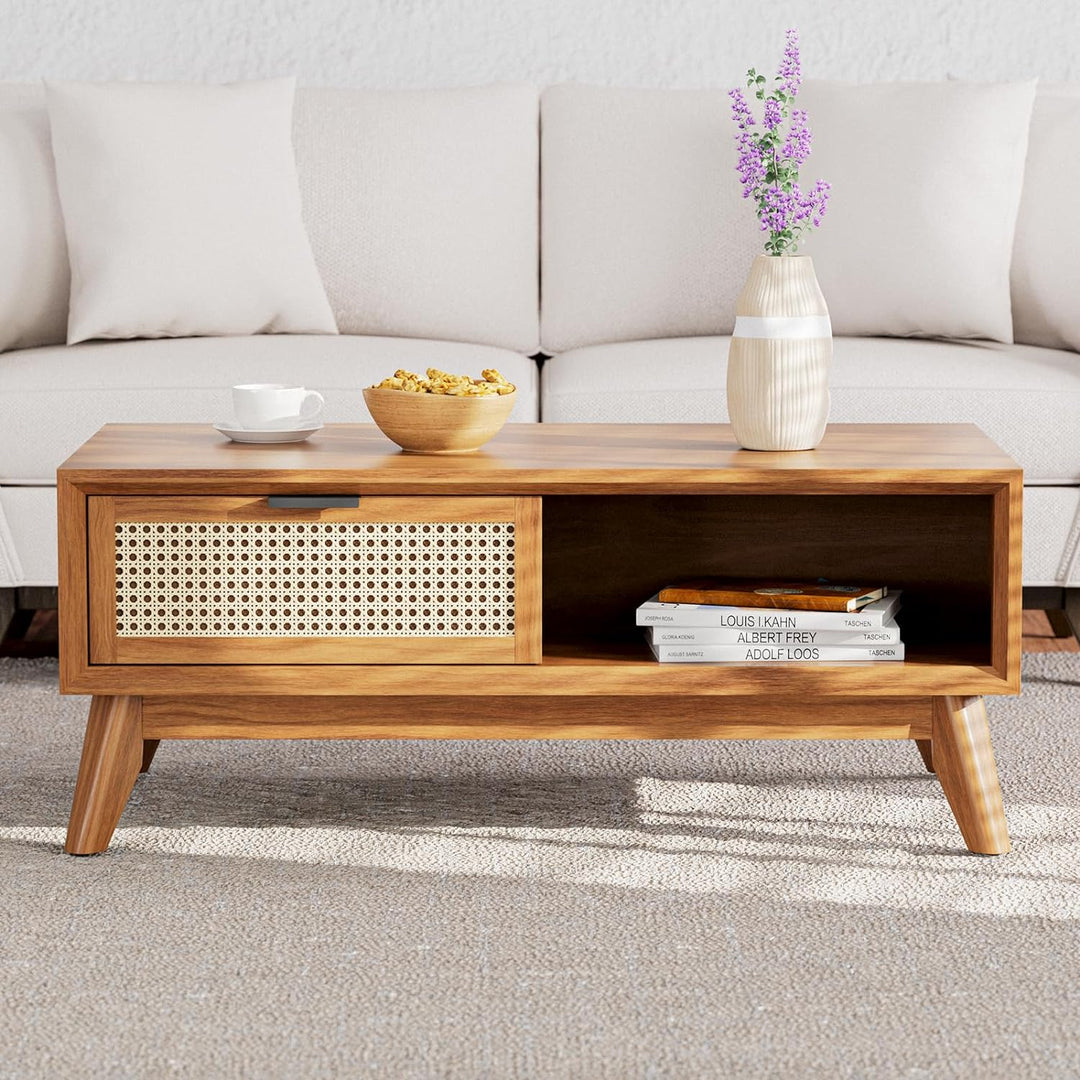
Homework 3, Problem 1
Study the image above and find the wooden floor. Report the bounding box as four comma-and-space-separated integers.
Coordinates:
1, 609, 1076, 659
1020, 609, 1080, 652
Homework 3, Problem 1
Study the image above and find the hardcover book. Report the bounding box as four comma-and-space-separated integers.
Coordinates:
658, 579, 886, 612
636, 591, 902, 630
647, 641, 906, 663
648, 622, 901, 646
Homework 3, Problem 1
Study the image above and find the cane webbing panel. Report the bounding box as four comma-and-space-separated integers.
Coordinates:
114, 521, 516, 637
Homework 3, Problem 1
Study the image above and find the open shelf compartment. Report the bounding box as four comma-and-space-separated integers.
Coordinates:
541, 493, 1001, 686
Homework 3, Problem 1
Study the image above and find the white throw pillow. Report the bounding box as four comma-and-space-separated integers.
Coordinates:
0, 83, 69, 353
1012, 83, 1080, 354
798, 80, 1037, 343
45, 77, 337, 344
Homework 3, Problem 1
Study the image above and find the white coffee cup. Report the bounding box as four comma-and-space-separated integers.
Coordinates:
232, 384, 324, 429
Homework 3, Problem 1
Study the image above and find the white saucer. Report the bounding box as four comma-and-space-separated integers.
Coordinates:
214, 420, 323, 444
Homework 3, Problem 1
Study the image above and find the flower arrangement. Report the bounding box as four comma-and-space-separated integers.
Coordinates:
729, 29, 830, 256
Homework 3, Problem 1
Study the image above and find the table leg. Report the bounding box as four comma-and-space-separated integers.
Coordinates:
140, 739, 160, 774
65, 695, 143, 855
932, 695, 1010, 855
915, 739, 935, 773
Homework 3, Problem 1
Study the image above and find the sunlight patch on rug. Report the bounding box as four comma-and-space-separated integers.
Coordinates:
4, 779, 1078, 921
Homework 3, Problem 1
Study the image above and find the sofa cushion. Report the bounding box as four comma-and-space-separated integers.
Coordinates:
1012, 83, 1080, 353
540, 81, 1035, 353
0, 83, 69, 353
541, 336, 1080, 484
0, 82, 540, 356
0, 335, 538, 483
46, 77, 338, 344
798, 80, 1036, 343
540, 84, 756, 355
0, 486, 58, 587
294, 85, 539, 353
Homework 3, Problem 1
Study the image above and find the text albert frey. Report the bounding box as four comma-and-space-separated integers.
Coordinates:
656, 629, 897, 644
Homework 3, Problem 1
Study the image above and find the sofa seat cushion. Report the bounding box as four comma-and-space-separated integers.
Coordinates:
541, 336, 1080, 484
0, 335, 538, 483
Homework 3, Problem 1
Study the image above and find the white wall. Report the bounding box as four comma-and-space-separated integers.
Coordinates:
2, 0, 1076, 87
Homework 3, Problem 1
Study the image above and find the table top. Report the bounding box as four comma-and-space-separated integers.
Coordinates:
59, 422, 1021, 494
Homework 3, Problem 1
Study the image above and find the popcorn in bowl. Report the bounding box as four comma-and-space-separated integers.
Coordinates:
371, 367, 516, 397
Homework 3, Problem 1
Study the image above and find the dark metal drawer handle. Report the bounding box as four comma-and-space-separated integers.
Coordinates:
267, 495, 360, 509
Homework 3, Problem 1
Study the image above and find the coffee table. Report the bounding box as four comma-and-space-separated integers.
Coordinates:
57, 422, 1021, 855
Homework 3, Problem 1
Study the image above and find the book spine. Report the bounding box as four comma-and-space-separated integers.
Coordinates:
637, 606, 894, 630
657, 588, 870, 612
653, 643, 905, 662
649, 625, 901, 646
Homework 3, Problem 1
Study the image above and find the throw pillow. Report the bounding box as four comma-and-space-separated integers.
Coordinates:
1011, 83, 1080, 353
0, 84, 69, 353
45, 77, 337, 344
798, 80, 1037, 343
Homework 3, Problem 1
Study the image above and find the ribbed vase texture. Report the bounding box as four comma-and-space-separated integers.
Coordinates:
727, 255, 832, 451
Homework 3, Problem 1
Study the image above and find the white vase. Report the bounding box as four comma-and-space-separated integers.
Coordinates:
726, 254, 832, 451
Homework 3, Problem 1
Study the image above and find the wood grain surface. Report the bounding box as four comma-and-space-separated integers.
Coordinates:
932, 695, 1011, 855
58, 423, 1021, 495
60, 644, 1007, 697
141, 694, 933, 741
65, 695, 143, 855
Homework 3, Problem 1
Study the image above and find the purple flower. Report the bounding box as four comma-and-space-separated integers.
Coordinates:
777, 28, 801, 96
806, 178, 831, 226
760, 184, 795, 233
734, 132, 766, 197
782, 109, 812, 164
728, 87, 755, 131
785, 179, 831, 228
728, 28, 826, 254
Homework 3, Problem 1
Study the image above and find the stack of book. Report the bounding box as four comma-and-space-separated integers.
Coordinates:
638, 579, 903, 664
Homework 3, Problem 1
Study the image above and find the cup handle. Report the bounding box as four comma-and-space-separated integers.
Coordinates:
299, 390, 324, 421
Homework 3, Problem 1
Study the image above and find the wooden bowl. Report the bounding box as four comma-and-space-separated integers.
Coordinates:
363, 387, 516, 454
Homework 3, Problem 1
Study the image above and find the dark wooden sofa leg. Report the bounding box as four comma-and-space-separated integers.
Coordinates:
1063, 588, 1080, 640
0, 588, 15, 641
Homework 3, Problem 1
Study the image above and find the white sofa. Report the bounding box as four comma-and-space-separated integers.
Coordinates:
1, 81, 1079, 622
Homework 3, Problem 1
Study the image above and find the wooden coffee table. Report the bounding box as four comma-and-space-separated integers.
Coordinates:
58, 422, 1021, 855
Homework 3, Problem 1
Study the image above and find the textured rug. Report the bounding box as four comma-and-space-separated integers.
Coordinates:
1, 656, 1079, 1079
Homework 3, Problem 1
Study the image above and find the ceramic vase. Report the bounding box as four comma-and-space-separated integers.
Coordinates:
726, 254, 832, 451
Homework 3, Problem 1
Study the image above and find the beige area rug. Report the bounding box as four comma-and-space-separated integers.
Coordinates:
1, 656, 1079, 1079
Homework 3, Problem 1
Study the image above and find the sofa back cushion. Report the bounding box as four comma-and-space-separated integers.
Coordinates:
540, 81, 1036, 353
540, 84, 756, 354
293, 84, 539, 353
0, 83, 69, 353
0, 82, 540, 356
1012, 83, 1080, 353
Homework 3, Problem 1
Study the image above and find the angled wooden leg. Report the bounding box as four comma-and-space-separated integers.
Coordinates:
932, 696, 1010, 855
915, 739, 935, 773
140, 739, 160, 773
66, 696, 143, 855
